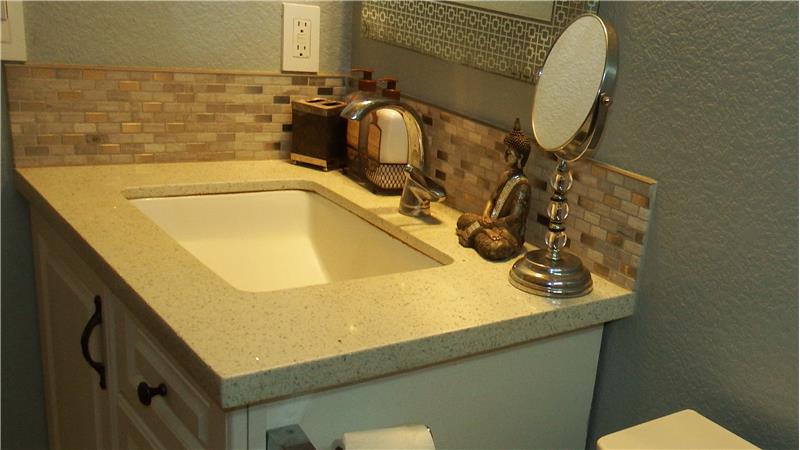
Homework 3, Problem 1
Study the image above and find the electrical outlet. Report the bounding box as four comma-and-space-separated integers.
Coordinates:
282, 3, 320, 72
293, 17, 310, 58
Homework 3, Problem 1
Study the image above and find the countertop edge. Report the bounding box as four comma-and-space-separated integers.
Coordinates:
218, 294, 635, 409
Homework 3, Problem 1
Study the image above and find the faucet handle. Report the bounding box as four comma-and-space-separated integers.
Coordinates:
378, 77, 400, 100
403, 164, 426, 184
404, 165, 446, 201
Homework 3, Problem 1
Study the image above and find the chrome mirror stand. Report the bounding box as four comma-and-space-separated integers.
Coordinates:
509, 13, 617, 298
509, 93, 611, 298
509, 158, 592, 297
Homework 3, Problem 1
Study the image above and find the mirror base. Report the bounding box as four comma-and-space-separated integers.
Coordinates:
509, 249, 593, 298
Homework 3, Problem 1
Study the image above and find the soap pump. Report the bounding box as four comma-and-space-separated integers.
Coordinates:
346, 68, 378, 102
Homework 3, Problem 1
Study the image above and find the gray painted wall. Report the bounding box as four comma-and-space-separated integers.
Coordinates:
1, 68, 49, 449
353, 1, 798, 448
24, 1, 352, 73
587, 3, 797, 448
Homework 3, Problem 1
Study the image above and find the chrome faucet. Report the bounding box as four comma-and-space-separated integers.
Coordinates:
399, 164, 446, 216
340, 98, 446, 216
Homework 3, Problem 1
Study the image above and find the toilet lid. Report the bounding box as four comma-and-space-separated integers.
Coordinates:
596, 409, 759, 450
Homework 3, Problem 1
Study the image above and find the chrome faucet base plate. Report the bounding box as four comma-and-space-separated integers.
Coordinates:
398, 205, 429, 217
509, 249, 593, 298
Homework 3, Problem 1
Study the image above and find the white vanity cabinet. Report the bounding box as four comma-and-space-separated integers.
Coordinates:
32, 212, 234, 449
30, 207, 607, 450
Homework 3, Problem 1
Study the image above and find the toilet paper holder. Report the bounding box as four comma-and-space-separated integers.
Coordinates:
335, 424, 434, 450
266, 424, 316, 450
267, 424, 434, 450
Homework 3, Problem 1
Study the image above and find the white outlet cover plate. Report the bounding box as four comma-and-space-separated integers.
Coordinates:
282, 3, 320, 73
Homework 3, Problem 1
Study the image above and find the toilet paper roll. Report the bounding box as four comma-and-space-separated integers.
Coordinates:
342, 424, 435, 450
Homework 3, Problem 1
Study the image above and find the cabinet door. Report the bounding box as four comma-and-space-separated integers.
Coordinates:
32, 214, 115, 450
113, 307, 228, 450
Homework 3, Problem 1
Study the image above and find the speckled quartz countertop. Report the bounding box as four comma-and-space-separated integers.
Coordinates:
15, 160, 635, 410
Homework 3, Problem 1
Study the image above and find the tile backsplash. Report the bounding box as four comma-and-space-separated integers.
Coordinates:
405, 97, 656, 291
405, 97, 510, 215
527, 155, 656, 291
4, 62, 655, 291
5, 63, 347, 167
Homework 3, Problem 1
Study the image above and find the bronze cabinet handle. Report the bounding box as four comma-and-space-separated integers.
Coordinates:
137, 382, 167, 406
80, 295, 106, 389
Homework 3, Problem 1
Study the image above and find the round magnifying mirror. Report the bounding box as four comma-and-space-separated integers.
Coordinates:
510, 14, 619, 298
532, 14, 617, 161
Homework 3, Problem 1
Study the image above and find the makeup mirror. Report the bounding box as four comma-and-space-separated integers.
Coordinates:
510, 14, 618, 298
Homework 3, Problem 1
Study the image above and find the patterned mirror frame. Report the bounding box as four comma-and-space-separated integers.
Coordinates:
361, 0, 599, 83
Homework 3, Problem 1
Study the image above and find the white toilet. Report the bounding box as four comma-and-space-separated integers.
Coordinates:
597, 409, 759, 449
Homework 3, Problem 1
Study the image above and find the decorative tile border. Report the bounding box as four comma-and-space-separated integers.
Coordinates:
4, 63, 348, 167
361, 0, 598, 83
405, 96, 656, 290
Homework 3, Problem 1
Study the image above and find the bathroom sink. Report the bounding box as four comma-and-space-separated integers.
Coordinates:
129, 190, 443, 292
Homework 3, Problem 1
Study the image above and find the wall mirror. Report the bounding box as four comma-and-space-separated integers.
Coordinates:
360, 0, 599, 83
451, 1, 554, 22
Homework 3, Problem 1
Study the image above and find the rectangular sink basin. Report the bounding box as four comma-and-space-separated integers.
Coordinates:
129, 190, 443, 292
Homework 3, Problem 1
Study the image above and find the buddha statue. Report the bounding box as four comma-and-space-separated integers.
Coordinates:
456, 118, 531, 261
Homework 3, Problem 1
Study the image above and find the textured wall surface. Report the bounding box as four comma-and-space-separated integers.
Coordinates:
1, 69, 49, 450
587, 2, 798, 449
24, 1, 352, 73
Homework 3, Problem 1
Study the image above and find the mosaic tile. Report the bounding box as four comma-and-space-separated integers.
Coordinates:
6, 64, 348, 167
526, 154, 657, 291
403, 96, 655, 291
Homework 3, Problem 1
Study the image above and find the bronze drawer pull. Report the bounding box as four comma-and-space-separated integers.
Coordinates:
79, 295, 106, 389
137, 382, 167, 406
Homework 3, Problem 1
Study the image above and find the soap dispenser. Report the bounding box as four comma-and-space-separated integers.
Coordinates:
345, 68, 379, 184
367, 77, 409, 168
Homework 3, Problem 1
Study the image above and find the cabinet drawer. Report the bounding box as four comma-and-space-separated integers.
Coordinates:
114, 310, 223, 449
116, 396, 181, 450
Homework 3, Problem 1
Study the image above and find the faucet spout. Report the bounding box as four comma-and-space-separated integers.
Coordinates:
341, 98, 445, 218
399, 164, 446, 217
340, 98, 425, 169
341, 97, 396, 121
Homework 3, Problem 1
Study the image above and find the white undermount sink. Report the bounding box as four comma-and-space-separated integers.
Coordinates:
129, 190, 444, 292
